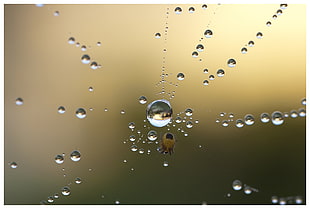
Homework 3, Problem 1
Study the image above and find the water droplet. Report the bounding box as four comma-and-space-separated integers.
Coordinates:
203, 69, 208, 73
54, 11, 60, 16
271, 196, 278, 204
256, 32, 263, 39
9, 162, 17, 168
131, 145, 138, 152
175, 116, 182, 123
232, 180, 242, 190
209, 75, 215, 80
90, 62, 98, 70
277, 9, 283, 15
68, 37, 75, 44
220, 112, 225, 117
217, 69, 225, 77
226, 193, 231, 198
235, 119, 244, 128
284, 112, 289, 118
128, 122, 135, 129
185, 108, 193, 116
260, 113, 270, 123
241, 47, 248, 54
129, 135, 136, 142
115, 200, 120, 204
202, 4, 208, 9
123, 159, 127, 163
279, 198, 286, 205
271, 111, 284, 125
295, 196, 302, 204
70, 150, 81, 162
227, 59, 236, 67
175, 7, 182, 14
301, 98, 306, 105
146, 100, 172, 127
290, 110, 298, 118
58, 106, 66, 114
195, 120, 199, 124
138, 148, 144, 154
244, 114, 255, 125
204, 29, 213, 38
192, 51, 199, 58
244, 186, 252, 194
138, 96, 147, 104
248, 41, 255, 47
186, 121, 193, 128
163, 161, 169, 167
188, 7, 195, 13
54, 193, 59, 199
196, 44, 204, 52
81, 45, 87, 51
147, 130, 158, 141
75, 108, 86, 119
61, 186, 71, 196
81, 54, 91, 64
55, 155, 64, 164
203, 80, 209, 86
222, 120, 229, 127
280, 4, 288, 9
155, 33, 161, 39
272, 15, 277, 19
120, 110, 125, 114
15, 98, 23, 105
298, 108, 306, 117
177, 73, 185, 80
75, 177, 82, 184
266, 21, 272, 26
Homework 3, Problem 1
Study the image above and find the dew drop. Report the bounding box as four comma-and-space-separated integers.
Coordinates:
272, 15, 277, 19
115, 200, 120, 204
266, 21, 272, 26
227, 58, 236, 67
185, 108, 193, 116
290, 110, 298, 118
54, 193, 59, 199
260, 113, 270, 123
248, 41, 255, 47
155, 33, 161, 39
70, 150, 81, 162
96, 41, 101, 46
277, 9, 283, 15
256, 32, 263, 39
196, 44, 204, 52
298, 108, 306, 117
10, 162, 17, 168
55, 154, 64, 164
175, 7, 182, 14
58, 106, 66, 114
271, 111, 284, 125
131, 145, 138, 152
177, 73, 185, 80
35, 4, 44, 7
129, 135, 136, 142
54, 11, 60, 16
81, 54, 91, 64
203, 80, 209, 86
186, 121, 193, 128
163, 161, 169, 167
139, 96, 147, 104
301, 98, 306, 105
68, 37, 75, 44
204, 29, 213, 38
244, 186, 252, 195
146, 100, 172, 127
232, 180, 242, 190
61, 186, 71, 196
280, 4, 288, 9
120, 110, 125, 114
192, 51, 199, 58
209, 75, 215, 80
203, 69, 208, 73
75, 177, 82, 184
147, 130, 158, 141
235, 119, 244, 128
244, 114, 255, 125
47, 196, 54, 203
138, 148, 144, 154
90, 61, 98, 70
271, 196, 278, 204
279, 198, 286, 205
220, 112, 225, 117
128, 122, 135, 129
188, 7, 195, 13
81, 45, 87, 51
75, 108, 86, 119
15, 98, 23, 105
202, 4, 208, 9
241, 47, 248, 54
217, 69, 225, 77
295, 196, 302, 204
175, 116, 182, 123
222, 120, 229, 127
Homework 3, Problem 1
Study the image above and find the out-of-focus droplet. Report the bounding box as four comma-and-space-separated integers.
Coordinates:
279, 198, 286, 205
61, 186, 71, 196
55, 155, 64, 164
260, 113, 270, 123
139, 96, 147, 104
271, 111, 284, 125
70, 150, 81, 162
68, 37, 75, 44
163, 161, 169, 167
147, 130, 158, 141
120, 110, 125, 114
175, 7, 182, 14
10, 162, 17, 168
241, 47, 248, 54
54, 11, 60, 16
81, 45, 87, 51
244, 186, 252, 195
227, 58, 236, 67
196, 44, 204, 52
15, 98, 23, 105
96, 41, 101, 46
217, 69, 225, 77
177, 73, 185, 80
232, 180, 242, 190
155, 33, 161, 39
115, 200, 120, 204
256, 32, 263, 39
81, 54, 91, 64
204, 29, 213, 38
244, 114, 255, 125
75, 108, 86, 119
295, 196, 302, 204
271, 196, 278, 204
35, 4, 44, 7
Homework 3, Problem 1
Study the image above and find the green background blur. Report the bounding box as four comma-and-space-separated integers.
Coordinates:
4, 4, 305, 204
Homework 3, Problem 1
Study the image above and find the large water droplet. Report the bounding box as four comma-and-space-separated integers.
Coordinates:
139, 96, 147, 104
256, 32, 263, 39
55, 154, 64, 164
175, 7, 182, 14
217, 69, 225, 77
235, 119, 244, 128
155, 33, 161, 39
204, 29, 213, 38
260, 113, 270, 123
147, 130, 158, 141
15, 98, 23, 105
146, 100, 172, 127
70, 150, 81, 162
177, 73, 185, 80
196, 44, 204, 52
271, 111, 284, 125
75, 108, 86, 119
232, 180, 242, 190
244, 114, 255, 125
58, 106, 66, 114
227, 59, 236, 67
81, 54, 91, 64
68, 37, 75, 44
61, 186, 71, 196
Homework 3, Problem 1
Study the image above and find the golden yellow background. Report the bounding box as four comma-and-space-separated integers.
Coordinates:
5, 4, 305, 204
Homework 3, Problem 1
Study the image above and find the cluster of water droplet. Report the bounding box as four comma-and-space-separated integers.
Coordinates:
231, 179, 259, 195
271, 195, 303, 205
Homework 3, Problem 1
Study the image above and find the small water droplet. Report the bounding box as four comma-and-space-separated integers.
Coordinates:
185, 108, 193, 116
271, 111, 284, 125
128, 122, 135, 129
202, 4, 208, 9
75, 177, 82, 184
248, 41, 255, 47
155, 33, 161, 39
280, 4, 288, 9
81, 45, 87, 51
54, 11, 60, 16
222, 120, 229, 127
175, 116, 182, 123
186, 121, 193, 128
244, 186, 252, 194
279, 198, 286, 205
277, 9, 283, 15
177, 73, 185, 80
88, 87, 94, 92
81, 54, 91, 64
209, 75, 215, 80
266, 21, 272, 26
196, 44, 204, 52
54, 193, 59, 199
241, 47, 248, 54
232, 180, 242, 190
68, 37, 75, 44
90, 62, 98, 70
217, 69, 225, 77
61, 186, 71, 196
301, 98, 306, 105
131, 145, 138, 152
70, 150, 81, 162
192, 51, 199, 58
203, 80, 209, 86
295, 196, 302, 204
260, 113, 270, 123
55, 155, 64, 164
138, 96, 147, 104
203, 69, 208, 73
271, 196, 278, 204
138, 148, 144, 154
290, 110, 298, 118
129, 135, 136, 142
256, 32, 263, 39
58, 106, 66, 114
204, 29, 213, 38
188, 7, 195, 13
272, 14, 277, 19
9, 162, 17, 168
220, 112, 226, 117
235, 119, 244, 128
115, 200, 120, 204
298, 108, 306, 117
120, 110, 125, 115
75, 108, 86, 119
15, 98, 23, 105
147, 130, 158, 141
244, 114, 255, 125
175, 7, 182, 14
163, 161, 169, 167
227, 58, 236, 67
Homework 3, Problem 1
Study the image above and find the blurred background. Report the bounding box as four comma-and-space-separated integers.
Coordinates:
4, 4, 305, 204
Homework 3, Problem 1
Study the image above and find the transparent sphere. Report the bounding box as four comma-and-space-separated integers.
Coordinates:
227, 59, 236, 67
139, 96, 147, 104
232, 180, 242, 190
75, 108, 86, 119
271, 111, 284, 125
235, 119, 244, 128
70, 150, 81, 162
58, 106, 66, 114
81, 54, 91, 64
146, 99, 172, 127
204, 29, 213, 38
55, 154, 64, 164
15, 97, 24, 105
61, 186, 71, 196
244, 114, 255, 125
147, 130, 158, 141
155, 33, 161, 39
177, 73, 185, 80
175, 7, 182, 14
260, 113, 270, 123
